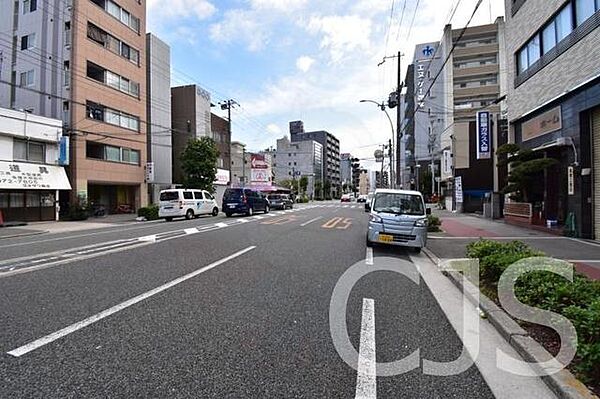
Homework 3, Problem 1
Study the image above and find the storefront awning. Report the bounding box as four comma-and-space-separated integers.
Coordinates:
0, 161, 71, 190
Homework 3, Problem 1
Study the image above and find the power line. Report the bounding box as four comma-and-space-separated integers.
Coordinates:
384, 0, 396, 55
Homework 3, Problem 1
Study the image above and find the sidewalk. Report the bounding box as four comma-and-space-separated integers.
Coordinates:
428, 210, 600, 280
0, 214, 154, 239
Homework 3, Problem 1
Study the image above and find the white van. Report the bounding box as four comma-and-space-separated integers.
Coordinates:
158, 189, 219, 221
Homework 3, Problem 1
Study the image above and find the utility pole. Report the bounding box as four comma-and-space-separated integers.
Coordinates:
219, 99, 239, 186
242, 146, 246, 187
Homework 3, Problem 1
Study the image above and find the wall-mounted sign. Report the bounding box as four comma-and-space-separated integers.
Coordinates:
442, 150, 452, 175
214, 168, 230, 186
567, 166, 575, 196
477, 111, 491, 159
58, 136, 69, 166
454, 176, 463, 203
145, 162, 155, 183
0, 161, 71, 190
250, 154, 269, 169
522, 106, 562, 141
374, 149, 384, 162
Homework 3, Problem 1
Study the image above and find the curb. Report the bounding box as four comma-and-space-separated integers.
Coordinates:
0, 230, 48, 240
422, 247, 598, 399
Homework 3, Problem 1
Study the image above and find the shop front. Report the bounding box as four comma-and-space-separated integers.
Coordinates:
513, 79, 600, 239
87, 183, 139, 215
0, 161, 71, 223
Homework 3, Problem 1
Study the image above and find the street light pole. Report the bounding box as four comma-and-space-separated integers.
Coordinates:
359, 99, 395, 188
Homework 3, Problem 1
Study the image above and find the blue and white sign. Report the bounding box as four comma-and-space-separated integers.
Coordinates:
422, 45, 434, 57
58, 136, 70, 166
476, 111, 491, 160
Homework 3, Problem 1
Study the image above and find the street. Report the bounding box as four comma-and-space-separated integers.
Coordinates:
0, 203, 556, 398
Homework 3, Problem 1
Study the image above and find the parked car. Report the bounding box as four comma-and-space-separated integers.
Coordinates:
341, 194, 352, 203
223, 188, 270, 217
268, 194, 293, 210
159, 189, 219, 221
357, 195, 368, 203
366, 189, 430, 253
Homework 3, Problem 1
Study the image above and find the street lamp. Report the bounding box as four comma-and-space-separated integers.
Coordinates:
359, 99, 395, 188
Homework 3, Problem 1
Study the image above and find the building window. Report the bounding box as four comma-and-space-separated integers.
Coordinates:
86, 61, 140, 97
13, 139, 45, 163
87, 23, 140, 65
90, 0, 140, 33
86, 141, 140, 165
23, 0, 37, 14
19, 70, 34, 87
20, 33, 36, 50
556, 4, 574, 41
576, 0, 596, 24
85, 101, 139, 131
542, 23, 556, 54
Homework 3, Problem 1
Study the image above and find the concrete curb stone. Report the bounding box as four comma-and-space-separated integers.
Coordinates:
422, 247, 598, 399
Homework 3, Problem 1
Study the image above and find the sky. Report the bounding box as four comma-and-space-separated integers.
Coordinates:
147, 0, 505, 169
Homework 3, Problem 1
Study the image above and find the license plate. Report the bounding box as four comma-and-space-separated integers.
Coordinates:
379, 234, 394, 243
228, 204, 236, 208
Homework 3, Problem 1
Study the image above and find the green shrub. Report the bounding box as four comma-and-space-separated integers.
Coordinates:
466, 239, 600, 384
427, 215, 442, 232
137, 205, 159, 220
63, 202, 89, 221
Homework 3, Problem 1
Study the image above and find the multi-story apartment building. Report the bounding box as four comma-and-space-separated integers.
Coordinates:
505, 0, 600, 239
146, 33, 171, 204
438, 18, 506, 212
0, 107, 71, 222
70, 0, 147, 213
289, 120, 340, 197
230, 141, 249, 187
273, 136, 322, 198
403, 64, 417, 189
211, 113, 231, 171
0, 0, 149, 213
170, 84, 211, 185
340, 153, 352, 188
0, 0, 70, 120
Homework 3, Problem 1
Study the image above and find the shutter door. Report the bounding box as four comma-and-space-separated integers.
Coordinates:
592, 108, 600, 240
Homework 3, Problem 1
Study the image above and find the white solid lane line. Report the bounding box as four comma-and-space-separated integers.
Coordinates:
184, 228, 199, 235
365, 248, 373, 266
355, 298, 377, 399
300, 216, 323, 227
138, 235, 157, 243
214, 222, 228, 228
7, 246, 257, 358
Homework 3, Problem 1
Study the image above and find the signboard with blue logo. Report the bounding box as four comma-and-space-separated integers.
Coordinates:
476, 111, 491, 160
58, 136, 69, 165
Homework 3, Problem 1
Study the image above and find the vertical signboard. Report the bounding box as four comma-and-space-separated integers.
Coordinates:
442, 150, 452, 175
477, 111, 491, 159
454, 176, 463, 203
250, 154, 271, 186
58, 136, 70, 166
145, 162, 155, 183
567, 166, 575, 195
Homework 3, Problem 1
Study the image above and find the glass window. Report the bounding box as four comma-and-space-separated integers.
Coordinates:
130, 149, 139, 164
13, 140, 27, 160
527, 35, 541, 66
183, 192, 193, 200
130, 48, 139, 64
130, 15, 140, 33
121, 43, 130, 59
28, 141, 44, 163
20, 70, 34, 86
106, 71, 119, 89
556, 4, 574, 42
26, 192, 40, 207
194, 191, 203, 200
576, 0, 596, 26
518, 47, 528, 74
10, 193, 24, 208
119, 76, 129, 93
105, 109, 120, 126
120, 9, 130, 25
0, 192, 8, 208
23, 0, 30, 13
107, 0, 120, 18
542, 23, 556, 54
105, 145, 120, 162
86, 141, 104, 159
121, 148, 131, 163
41, 193, 55, 207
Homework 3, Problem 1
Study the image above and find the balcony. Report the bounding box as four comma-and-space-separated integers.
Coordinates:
453, 64, 498, 78
454, 43, 498, 59
454, 85, 499, 99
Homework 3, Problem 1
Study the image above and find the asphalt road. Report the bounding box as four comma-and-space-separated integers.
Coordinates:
0, 203, 555, 398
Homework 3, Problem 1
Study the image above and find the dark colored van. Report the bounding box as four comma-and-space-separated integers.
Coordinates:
223, 188, 270, 217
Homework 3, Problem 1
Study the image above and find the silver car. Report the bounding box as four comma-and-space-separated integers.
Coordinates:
366, 189, 430, 253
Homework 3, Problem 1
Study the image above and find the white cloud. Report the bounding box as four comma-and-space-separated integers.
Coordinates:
209, 9, 269, 52
307, 15, 372, 63
267, 124, 282, 135
147, 0, 216, 21
296, 56, 315, 73
250, 0, 308, 12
